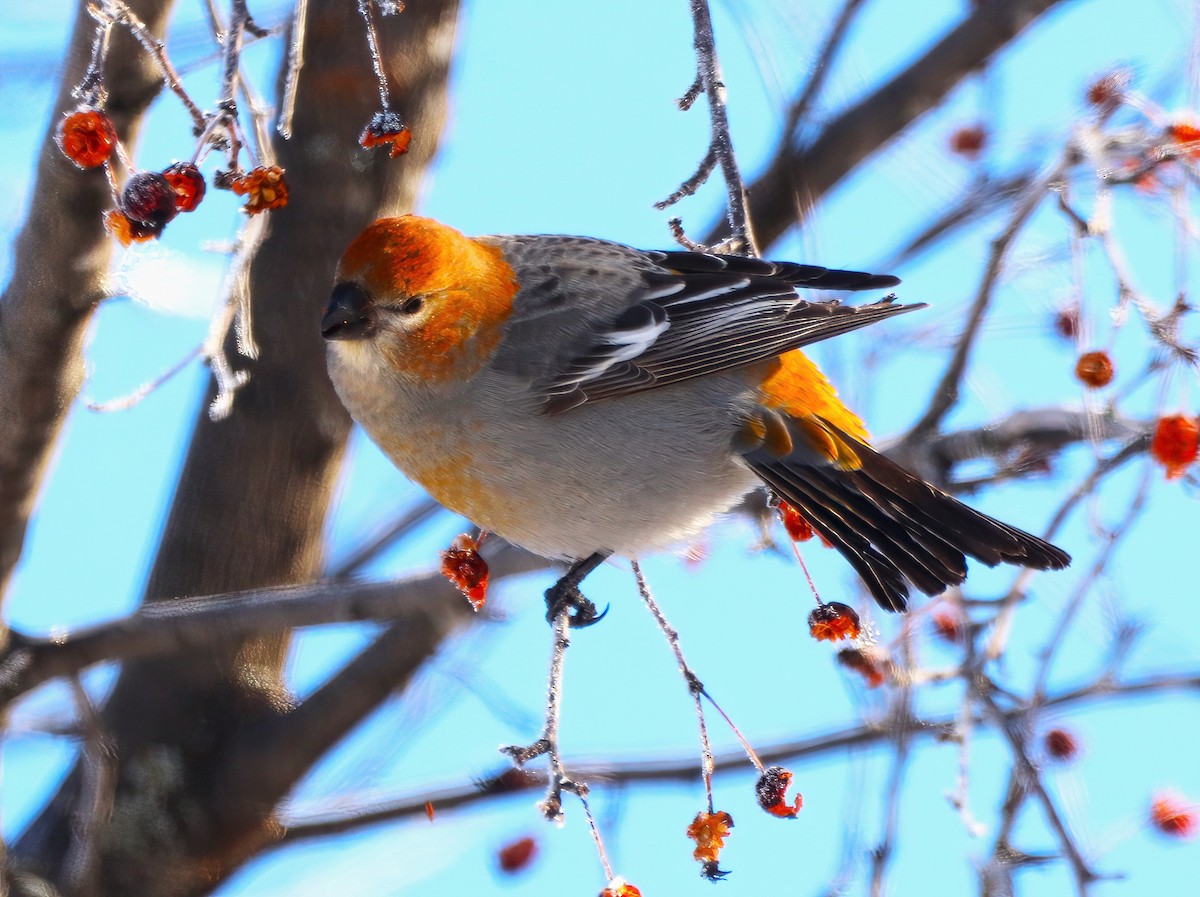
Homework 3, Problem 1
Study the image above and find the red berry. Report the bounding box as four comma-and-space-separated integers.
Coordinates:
496, 836, 538, 873
1052, 304, 1080, 341
931, 606, 964, 643
1150, 414, 1199, 481
1168, 122, 1200, 159
949, 125, 987, 159
1150, 792, 1198, 839
1075, 350, 1114, 388
778, 500, 814, 542
1085, 70, 1129, 113
56, 108, 117, 169
163, 162, 206, 212
1043, 727, 1079, 762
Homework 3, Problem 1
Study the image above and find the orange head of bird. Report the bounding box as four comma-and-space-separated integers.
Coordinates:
322, 214, 518, 381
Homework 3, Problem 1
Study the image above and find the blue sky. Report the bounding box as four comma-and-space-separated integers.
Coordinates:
2, 0, 1198, 895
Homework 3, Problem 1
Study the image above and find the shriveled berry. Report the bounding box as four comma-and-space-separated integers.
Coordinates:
756, 765, 802, 818
229, 165, 289, 214
163, 162, 206, 212
120, 171, 179, 232
1150, 414, 1199, 481
1075, 350, 1114, 388
441, 534, 489, 610
56, 108, 117, 169
808, 602, 861, 642
686, 810, 733, 868
836, 646, 889, 688
360, 110, 413, 158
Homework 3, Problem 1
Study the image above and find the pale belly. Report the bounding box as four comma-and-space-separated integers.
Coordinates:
344, 370, 760, 560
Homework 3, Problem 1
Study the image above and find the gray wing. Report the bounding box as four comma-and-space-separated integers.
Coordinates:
485, 236, 916, 413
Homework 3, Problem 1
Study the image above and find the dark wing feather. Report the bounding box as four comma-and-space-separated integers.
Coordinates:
536, 250, 912, 413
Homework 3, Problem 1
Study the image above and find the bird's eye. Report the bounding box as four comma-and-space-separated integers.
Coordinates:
400, 296, 424, 315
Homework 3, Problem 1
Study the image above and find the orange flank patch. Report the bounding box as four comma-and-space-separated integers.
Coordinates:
757, 350, 869, 467
337, 215, 519, 380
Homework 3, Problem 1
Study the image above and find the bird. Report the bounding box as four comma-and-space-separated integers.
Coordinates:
322, 214, 1069, 614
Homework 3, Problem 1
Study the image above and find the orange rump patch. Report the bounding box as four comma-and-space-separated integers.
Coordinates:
759, 351, 870, 442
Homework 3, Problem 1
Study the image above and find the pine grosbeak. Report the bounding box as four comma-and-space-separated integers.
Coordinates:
322, 215, 1069, 611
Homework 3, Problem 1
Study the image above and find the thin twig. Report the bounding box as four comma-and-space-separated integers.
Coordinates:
782, 0, 868, 140
85, 345, 203, 412
631, 560, 715, 812
976, 686, 1100, 894
869, 639, 915, 897
681, 0, 758, 254
97, 0, 206, 130
277, 0, 309, 138
357, 0, 392, 110
62, 677, 117, 895
278, 670, 1200, 843
903, 155, 1069, 445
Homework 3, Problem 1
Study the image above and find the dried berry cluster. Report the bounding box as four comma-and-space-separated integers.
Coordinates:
57, 106, 290, 246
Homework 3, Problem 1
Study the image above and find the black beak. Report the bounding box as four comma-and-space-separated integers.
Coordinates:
322, 281, 375, 340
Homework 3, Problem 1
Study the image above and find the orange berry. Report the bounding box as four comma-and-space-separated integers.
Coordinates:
808, 602, 861, 642
440, 534, 489, 610
1043, 727, 1079, 762
229, 165, 289, 214
1150, 414, 1199, 480
496, 836, 538, 873
360, 110, 413, 158
56, 108, 117, 169
755, 765, 802, 818
163, 162, 206, 212
103, 210, 160, 246
1074, 350, 1114, 388
949, 124, 987, 159
1149, 792, 1198, 839
686, 810, 733, 866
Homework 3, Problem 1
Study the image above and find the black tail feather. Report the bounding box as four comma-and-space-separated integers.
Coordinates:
747, 439, 1070, 612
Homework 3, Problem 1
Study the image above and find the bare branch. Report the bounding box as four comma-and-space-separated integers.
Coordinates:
718, 0, 1068, 251
279, 670, 1200, 844
0, 541, 549, 711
